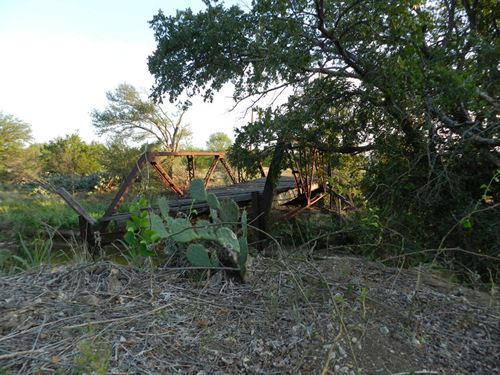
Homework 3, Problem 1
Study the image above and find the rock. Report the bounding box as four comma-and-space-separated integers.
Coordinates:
379, 325, 390, 335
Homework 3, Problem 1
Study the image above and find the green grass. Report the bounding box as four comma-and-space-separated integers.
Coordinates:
0, 188, 113, 241
0, 186, 111, 273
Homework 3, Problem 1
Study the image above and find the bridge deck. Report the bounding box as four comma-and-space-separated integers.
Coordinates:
100, 176, 300, 224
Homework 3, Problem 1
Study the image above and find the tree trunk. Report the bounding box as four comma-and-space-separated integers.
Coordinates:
260, 140, 286, 232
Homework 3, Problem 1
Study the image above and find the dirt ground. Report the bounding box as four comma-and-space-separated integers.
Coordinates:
0, 253, 498, 374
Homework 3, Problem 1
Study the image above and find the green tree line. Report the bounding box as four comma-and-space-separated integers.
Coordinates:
0, 112, 233, 188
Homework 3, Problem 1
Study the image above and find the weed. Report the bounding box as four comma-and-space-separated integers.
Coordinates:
3, 236, 55, 273
62, 236, 93, 264
73, 336, 112, 375
358, 287, 369, 320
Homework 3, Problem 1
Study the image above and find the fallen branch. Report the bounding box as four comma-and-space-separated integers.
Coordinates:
0, 349, 45, 361
63, 303, 172, 330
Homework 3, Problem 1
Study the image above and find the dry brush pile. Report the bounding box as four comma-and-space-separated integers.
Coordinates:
0, 254, 498, 374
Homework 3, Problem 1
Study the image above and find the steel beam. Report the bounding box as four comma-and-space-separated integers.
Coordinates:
219, 157, 238, 184
203, 156, 220, 187
150, 151, 226, 157
186, 155, 195, 181
150, 157, 185, 197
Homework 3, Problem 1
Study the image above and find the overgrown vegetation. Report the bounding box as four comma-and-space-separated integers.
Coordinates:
1, 1, 498, 286
123, 179, 249, 280
148, 0, 499, 282
0, 105, 233, 275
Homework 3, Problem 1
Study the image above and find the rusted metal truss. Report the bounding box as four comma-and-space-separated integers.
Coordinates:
285, 145, 329, 217
96, 151, 237, 232
186, 155, 195, 181
56, 145, 338, 249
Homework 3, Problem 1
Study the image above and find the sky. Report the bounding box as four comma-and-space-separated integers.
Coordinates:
0, 0, 252, 148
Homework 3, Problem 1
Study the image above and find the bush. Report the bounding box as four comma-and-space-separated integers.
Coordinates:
359, 144, 499, 283
23, 172, 113, 193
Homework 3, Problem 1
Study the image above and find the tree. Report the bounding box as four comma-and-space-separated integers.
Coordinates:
148, 1, 498, 163
41, 134, 104, 175
206, 132, 232, 151
91, 83, 191, 152
0, 113, 35, 181
40, 134, 105, 193
102, 138, 143, 178
148, 1, 499, 279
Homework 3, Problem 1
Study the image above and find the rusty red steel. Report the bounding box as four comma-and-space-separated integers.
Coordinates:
285, 145, 328, 215
96, 151, 237, 233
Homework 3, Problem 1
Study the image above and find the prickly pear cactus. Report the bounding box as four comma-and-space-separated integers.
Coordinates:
146, 178, 249, 281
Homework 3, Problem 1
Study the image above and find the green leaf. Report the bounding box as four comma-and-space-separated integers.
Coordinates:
169, 218, 199, 243
186, 244, 212, 267
210, 207, 219, 220
216, 227, 240, 253
132, 214, 149, 228
238, 237, 248, 270
207, 193, 221, 210
127, 221, 139, 231
195, 220, 217, 241
461, 217, 473, 229
143, 229, 159, 242
158, 197, 170, 218
220, 199, 240, 223
190, 179, 207, 201
123, 231, 137, 246
149, 213, 169, 238
240, 210, 248, 239
140, 243, 154, 257
210, 251, 220, 268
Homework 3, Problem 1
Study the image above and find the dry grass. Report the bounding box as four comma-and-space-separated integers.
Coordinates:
0, 255, 498, 374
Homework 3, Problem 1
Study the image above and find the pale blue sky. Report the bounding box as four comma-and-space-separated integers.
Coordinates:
0, 0, 207, 43
0, 0, 249, 147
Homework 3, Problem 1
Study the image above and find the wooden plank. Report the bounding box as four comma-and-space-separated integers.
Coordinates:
99, 176, 299, 223
97, 153, 148, 231
100, 193, 257, 223
79, 216, 94, 245
55, 187, 96, 225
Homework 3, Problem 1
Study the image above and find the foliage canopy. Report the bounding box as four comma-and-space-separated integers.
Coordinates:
149, 0, 499, 279
0, 113, 35, 181
206, 132, 232, 151
41, 134, 104, 176
148, 0, 498, 161
91, 83, 191, 152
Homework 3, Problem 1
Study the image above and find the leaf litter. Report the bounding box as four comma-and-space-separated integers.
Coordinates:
0, 255, 498, 374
